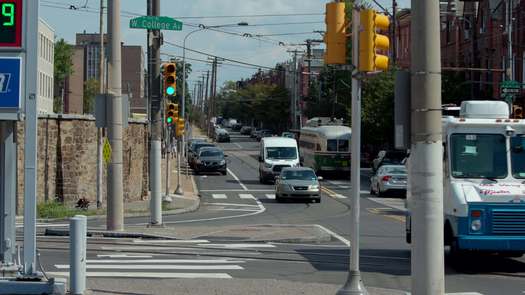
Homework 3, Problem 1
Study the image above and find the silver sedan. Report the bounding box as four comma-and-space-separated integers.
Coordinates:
275, 167, 322, 203
370, 165, 407, 197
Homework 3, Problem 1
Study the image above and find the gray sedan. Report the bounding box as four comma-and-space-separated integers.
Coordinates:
370, 165, 407, 197
275, 167, 322, 203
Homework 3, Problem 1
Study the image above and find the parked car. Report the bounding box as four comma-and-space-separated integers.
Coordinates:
275, 167, 322, 203
194, 147, 227, 175
187, 138, 207, 156
189, 142, 215, 168
231, 123, 242, 131
240, 126, 253, 135
372, 150, 408, 172
281, 132, 295, 139
251, 128, 261, 138
370, 164, 407, 197
215, 128, 230, 142
256, 129, 273, 141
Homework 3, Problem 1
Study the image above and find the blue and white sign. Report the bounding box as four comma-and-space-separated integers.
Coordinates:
0, 57, 21, 109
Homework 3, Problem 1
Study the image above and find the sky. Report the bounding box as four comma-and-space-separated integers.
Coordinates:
40, 0, 410, 93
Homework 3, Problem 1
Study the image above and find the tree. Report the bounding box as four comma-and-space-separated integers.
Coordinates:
83, 78, 99, 114
53, 39, 74, 113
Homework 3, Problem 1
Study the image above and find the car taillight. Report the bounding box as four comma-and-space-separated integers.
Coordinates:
382, 176, 391, 182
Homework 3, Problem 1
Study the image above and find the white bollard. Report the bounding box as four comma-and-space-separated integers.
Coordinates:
70, 215, 87, 295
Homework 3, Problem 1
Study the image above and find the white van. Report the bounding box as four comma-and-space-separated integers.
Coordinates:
258, 137, 300, 183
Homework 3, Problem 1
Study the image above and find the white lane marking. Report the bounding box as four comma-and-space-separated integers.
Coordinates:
204, 202, 259, 208
315, 224, 351, 247
132, 239, 209, 244
339, 186, 350, 189
55, 264, 244, 270
328, 180, 348, 186
265, 194, 276, 199
198, 243, 276, 249
200, 189, 274, 192
212, 194, 227, 199
16, 223, 69, 228
334, 194, 347, 199
234, 143, 243, 149
135, 199, 266, 225
97, 254, 152, 258
227, 168, 249, 191
207, 208, 259, 212
47, 272, 232, 279
239, 193, 255, 199
85, 259, 245, 264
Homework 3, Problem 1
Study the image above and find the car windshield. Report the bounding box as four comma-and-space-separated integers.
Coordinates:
450, 134, 507, 179
195, 144, 214, 151
266, 147, 297, 160
282, 170, 317, 180
511, 135, 525, 179
200, 150, 223, 158
384, 166, 407, 174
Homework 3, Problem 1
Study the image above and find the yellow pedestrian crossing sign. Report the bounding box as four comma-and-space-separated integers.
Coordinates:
103, 138, 112, 164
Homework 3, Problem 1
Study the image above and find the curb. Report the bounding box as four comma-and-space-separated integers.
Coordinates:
44, 228, 179, 240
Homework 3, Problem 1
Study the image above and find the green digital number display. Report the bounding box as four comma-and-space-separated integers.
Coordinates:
0, 0, 21, 47
2, 3, 14, 26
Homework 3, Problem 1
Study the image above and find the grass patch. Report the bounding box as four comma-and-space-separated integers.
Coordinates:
37, 201, 102, 219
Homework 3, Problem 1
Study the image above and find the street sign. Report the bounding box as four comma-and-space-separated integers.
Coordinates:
103, 138, 112, 165
130, 16, 182, 31
501, 80, 521, 94
0, 57, 21, 109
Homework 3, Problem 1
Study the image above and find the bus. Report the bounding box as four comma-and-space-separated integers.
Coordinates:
298, 123, 352, 174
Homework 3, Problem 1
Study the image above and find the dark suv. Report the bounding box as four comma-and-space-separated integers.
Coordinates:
194, 147, 227, 175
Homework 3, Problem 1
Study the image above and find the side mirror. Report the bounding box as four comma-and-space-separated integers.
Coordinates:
317, 176, 323, 181
224, 154, 228, 157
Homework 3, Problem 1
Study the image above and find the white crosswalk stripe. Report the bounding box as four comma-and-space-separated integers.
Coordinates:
212, 194, 227, 199
265, 194, 276, 199
239, 193, 255, 199
334, 194, 347, 199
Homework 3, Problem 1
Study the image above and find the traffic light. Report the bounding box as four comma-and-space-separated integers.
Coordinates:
163, 63, 177, 96
513, 104, 523, 119
324, 2, 347, 65
166, 103, 178, 125
176, 118, 185, 137
359, 9, 390, 72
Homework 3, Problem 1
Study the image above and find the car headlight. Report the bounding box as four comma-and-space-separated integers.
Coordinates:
219, 160, 226, 165
309, 185, 319, 190
264, 162, 272, 169
470, 219, 482, 232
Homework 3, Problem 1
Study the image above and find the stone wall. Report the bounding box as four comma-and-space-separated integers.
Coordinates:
16, 114, 149, 211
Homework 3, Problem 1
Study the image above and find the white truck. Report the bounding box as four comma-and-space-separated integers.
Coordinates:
406, 100, 525, 256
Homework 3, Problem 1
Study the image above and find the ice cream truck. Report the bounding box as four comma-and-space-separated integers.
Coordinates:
406, 101, 525, 256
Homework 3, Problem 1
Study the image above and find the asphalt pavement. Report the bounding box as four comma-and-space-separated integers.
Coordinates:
35, 130, 525, 295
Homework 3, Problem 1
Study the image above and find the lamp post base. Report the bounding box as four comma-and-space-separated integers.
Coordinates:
336, 271, 368, 295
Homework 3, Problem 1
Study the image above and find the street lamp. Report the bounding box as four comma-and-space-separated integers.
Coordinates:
177, 22, 248, 192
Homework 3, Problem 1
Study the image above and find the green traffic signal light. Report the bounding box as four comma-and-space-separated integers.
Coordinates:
166, 86, 175, 96
166, 117, 173, 124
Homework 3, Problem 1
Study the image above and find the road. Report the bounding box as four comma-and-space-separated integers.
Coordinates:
37, 130, 525, 294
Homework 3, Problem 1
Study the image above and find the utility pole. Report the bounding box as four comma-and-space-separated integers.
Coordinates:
410, 0, 445, 294
204, 71, 210, 112
97, 0, 105, 209
106, 0, 124, 231
392, 0, 397, 64
148, 0, 162, 225
506, 0, 513, 80
306, 40, 312, 90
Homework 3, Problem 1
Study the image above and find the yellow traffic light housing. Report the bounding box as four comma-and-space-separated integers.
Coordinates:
163, 63, 177, 96
359, 9, 390, 72
324, 2, 347, 65
513, 104, 523, 119
166, 103, 178, 125
176, 118, 185, 137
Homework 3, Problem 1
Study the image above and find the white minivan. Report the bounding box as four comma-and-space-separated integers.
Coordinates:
258, 137, 300, 184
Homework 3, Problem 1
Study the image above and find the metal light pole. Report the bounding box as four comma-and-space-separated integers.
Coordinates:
337, 8, 367, 295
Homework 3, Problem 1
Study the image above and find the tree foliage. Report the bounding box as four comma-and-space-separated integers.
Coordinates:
54, 39, 74, 86
83, 78, 99, 114
217, 82, 290, 132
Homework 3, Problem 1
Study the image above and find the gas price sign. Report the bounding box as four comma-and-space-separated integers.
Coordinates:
0, 0, 22, 48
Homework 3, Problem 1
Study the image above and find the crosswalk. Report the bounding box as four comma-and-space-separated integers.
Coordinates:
47, 240, 276, 280
210, 193, 277, 200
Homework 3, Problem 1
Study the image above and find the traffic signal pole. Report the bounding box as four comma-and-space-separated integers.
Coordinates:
337, 7, 367, 295
410, 0, 445, 294
148, 0, 162, 225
